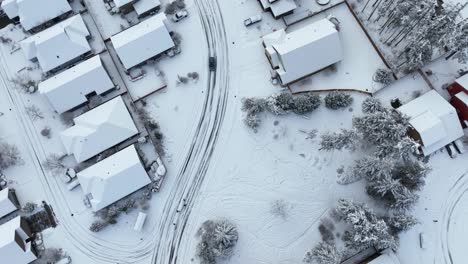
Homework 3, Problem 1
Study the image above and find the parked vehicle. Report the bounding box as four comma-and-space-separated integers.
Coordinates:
172, 10, 189, 22
244, 15, 262, 27
209, 57, 216, 71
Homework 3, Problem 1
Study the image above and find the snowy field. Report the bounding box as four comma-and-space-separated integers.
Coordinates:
0, 0, 467, 264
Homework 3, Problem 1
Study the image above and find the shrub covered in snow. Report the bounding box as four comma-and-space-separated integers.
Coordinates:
196, 219, 239, 264
0, 140, 22, 171
324, 91, 353, 110
373, 68, 394, 85
293, 93, 321, 114
42, 154, 66, 176
361, 97, 385, 114
304, 242, 341, 264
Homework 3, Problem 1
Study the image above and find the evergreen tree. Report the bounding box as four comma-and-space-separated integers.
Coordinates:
304, 242, 341, 264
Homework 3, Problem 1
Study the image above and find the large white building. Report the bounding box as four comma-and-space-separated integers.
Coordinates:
1, 0, 72, 31
39, 56, 115, 114
78, 145, 151, 211
399, 90, 464, 156
60, 96, 139, 163
0, 188, 19, 219
0, 216, 37, 264
262, 18, 343, 86
20, 14, 91, 73
111, 13, 174, 70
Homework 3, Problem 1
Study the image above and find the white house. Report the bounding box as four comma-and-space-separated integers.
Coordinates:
20, 14, 91, 73
0, 188, 19, 219
60, 96, 139, 163
262, 18, 343, 86
398, 90, 464, 156
114, 0, 161, 17
1, 0, 72, 31
258, 0, 297, 19
77, 145, 151, 211
0, 216, 37, 264
368, 250, 401, 264
111, 13, 174, 70
39, 56, 115, 114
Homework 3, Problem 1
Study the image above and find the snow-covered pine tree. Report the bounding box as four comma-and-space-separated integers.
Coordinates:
324, 91, 354, 110
293, 93, 321, 114
361, 97, 386, 114
304, 242, 341, 264
385, 212, 418, 234
320, 129, 358, 151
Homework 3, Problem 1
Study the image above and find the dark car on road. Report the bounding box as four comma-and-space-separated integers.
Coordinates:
209, 57, 216, 71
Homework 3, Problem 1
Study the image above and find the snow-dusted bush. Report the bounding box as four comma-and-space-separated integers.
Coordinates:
42, 154, 66, 176
385, 212, 418, 234
22, 202, 37, 213
373, 68, 394, 85
324, 91, 353, 110
267, 92, 295, 115
304, 242, 341, 264
196, 219, 239, 264
33, 248, 65, 264
89, 221, 108, 232
40, 127, 51, 139
0, 140, 22, 171
320, 129, 358, 152
361, 97, 385, 114
25, 105, 44, 121
293, 93, 321, 114
188, 72, 199, 80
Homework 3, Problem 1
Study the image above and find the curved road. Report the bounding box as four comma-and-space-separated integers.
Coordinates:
151, 0, 230, 262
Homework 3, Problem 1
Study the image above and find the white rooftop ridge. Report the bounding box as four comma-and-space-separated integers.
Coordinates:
133, 0, 161, 16
78, 145, 151, 212
0, 216, 37, 264
455, 73, 468, 89
39, 56, 115, 113
0, 188, 18, 219
111, 13, 174, 70
20, 14, 91, 73
1, 0, 72, 31
114, 0, 133, 8
258, 0, 297, 18
262, 18, 343, 85
60, 96, 139, 163
399, 90, 464, 156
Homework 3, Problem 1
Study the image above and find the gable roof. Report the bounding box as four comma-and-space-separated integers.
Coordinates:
399, 90, 464, 155
0, 216, 37, 264
20, 14, 91, 73
455, 74, 468, 90
258, 0, 297, 18
0, 188, 18, 219
111, 13, 174, 70
78, 145, 151, 211
39, 56, 115, 113
133, 0, 161, 16
60, 96, 139, 163
263, 18, 343, 85
1, 0, 72, 31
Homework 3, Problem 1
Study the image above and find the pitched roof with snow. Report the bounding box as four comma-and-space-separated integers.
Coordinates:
133, 0, 161, 16
114, 0, 133, 8
455, 74, 468, 90
399, 90, 464, 156
0, 188, 18, 219
258, 0, 297, 18
78, 145, 151, 211
0, 216, 37, 264
20, 14, 91, 73
111, 13, 174, 70
262, 18, 343, 85
60, 96, 139, 163
39, 56, 115, 113
1, 0, 72, 31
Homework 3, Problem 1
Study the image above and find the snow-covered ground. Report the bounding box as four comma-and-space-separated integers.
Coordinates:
0, 0, 467, 264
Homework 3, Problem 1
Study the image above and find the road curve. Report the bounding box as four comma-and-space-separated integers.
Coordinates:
150, 0, 230, 262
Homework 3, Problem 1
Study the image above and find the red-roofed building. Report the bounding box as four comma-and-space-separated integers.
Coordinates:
448, 74, 468, 128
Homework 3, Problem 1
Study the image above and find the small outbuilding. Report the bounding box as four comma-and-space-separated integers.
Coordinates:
0, 216, 37, 264
0, 188, 20, 219
60, 96, 139, 163
78, 145, 151, 212
262, 18, 343, 86
39, 55, 115, 114
258, 0, 297, 19
447, 74, 468, 128
20, 14, 91, 73
1, 0, 72, 31
114, 0, 161, 17
111, 13, 174, 70
398, 90, 464, 156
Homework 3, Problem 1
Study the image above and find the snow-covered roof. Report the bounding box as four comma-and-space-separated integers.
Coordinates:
114, 0, 133, 8
20, 14, 91, 73
133, 0, 161, 16
1, 0, 72, 31
0, 216, 37, 264
111, 13, 174, 70
455, 74, 468, 90
39, 56, 115, 113
399, 90, 464, 156
368, 251, 401, 264
0, 188, 18, 219
77, 145, 151, 211
60, 96, 139, 163
455, 91, 468, 106
262, 18, 343, 85
258, 0, 297, 18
